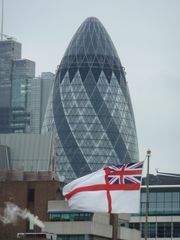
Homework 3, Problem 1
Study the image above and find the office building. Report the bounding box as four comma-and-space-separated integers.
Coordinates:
0, 38, 35, 133
44, 200, 140, 240
31, 72, 54, 134
11, 59, 35, 133
43, 17, 139, 181
0, 39, 21, 132
130, 173, 180, 238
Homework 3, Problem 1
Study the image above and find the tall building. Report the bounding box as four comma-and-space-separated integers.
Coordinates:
0, 38, 35, 133
43, 17, 139, 181
11, 59, 35, 133
31, 72, 54, 133
0, 39, 21, 133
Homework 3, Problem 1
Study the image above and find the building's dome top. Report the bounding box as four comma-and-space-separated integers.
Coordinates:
58, 17, 124, 83
64, 17, 119, 58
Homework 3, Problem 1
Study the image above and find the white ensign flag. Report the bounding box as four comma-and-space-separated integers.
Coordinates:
63, 162, 144, 213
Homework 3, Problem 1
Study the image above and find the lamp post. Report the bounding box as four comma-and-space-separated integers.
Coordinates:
144, 149, 151, 240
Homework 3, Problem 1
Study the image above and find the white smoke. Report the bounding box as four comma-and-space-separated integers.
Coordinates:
0, 202, 44, 228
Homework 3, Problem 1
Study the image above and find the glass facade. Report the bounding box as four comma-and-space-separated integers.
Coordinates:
141, 189, 180, 215
43, 17, 139, 181
130, 184, 180, 238
0, 39, 36, 133
48, 212, 93, 222
0, 40, 21, 133
130, 222, 180, 238
31, 72, 54, 134
11, 59, 35, 133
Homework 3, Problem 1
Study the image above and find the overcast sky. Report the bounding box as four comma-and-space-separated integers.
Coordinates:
3, 0, 180, 175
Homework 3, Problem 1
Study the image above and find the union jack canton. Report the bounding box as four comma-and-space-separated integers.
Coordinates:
104, 162, 144, 188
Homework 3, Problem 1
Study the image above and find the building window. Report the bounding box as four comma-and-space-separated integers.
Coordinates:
140, 190, 180, 216
157, 222, 172, 238
129, 223, 140, 230
28, 188, 35, 202
57, 235, 87, 240
141, 223, 156, 238
164, 223, 171, 238
173, 222, 180, 237
48, 212, 93, 222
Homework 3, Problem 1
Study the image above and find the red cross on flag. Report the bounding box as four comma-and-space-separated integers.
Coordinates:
63, 161, 144, 213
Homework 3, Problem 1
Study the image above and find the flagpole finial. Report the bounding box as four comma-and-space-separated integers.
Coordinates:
146, 149, 151, 157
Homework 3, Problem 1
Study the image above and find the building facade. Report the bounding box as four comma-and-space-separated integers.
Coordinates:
0, 173, 140, 240
130, 173, 180, 239
44, 200, 140, 240
31, 72, 54, 134
0, 133, 53, 171
0, 172, 61, 240
0, 39, 21, 133
43, 17, 139, 181
11, 59, 35, 133
0, 39, 35, 133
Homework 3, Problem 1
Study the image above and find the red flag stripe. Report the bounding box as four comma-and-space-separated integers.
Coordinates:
105, 169, 142, 175
105, 172, 112, 213
64, 183, 140, 200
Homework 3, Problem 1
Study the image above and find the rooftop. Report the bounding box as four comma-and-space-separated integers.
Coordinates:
142, 172, 180, 185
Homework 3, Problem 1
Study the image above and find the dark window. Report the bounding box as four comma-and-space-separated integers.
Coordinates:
48, 212, 93, 222
28, 189, 35, 202
164, 223, 171, 238
149, 223, 156, 238
157, 223, 165, 238
173, 222, 180, 237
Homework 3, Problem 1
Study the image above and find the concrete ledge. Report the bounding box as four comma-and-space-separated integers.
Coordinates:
44, 221, 112, 238
119, 227, 140, 240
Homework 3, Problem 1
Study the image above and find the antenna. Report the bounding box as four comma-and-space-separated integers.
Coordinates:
1, 0, 4, 40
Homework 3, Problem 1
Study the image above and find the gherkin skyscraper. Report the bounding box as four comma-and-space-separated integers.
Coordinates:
43, 17, 139, 181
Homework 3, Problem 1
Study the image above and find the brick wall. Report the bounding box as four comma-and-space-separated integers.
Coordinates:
0, 179, 63, 240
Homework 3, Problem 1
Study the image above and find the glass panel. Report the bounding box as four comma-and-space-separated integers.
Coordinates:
157, 223, 165, 238
173, 222, 180, 237
141, 203, 146, 215
157, 192, 164, 202
149, 223, 156, 238
172, 201, 179, 213
172, 192, 179, 202
164, 202, 172, 214
48, 212, 93, 222
149, 202, 156, 215
149, 192, 156, 202
157, 202, 164, 215
165, 192, 171, 202
164, 223, 171, 237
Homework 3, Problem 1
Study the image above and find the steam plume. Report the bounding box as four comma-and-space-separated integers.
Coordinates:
0, 202, 44, 228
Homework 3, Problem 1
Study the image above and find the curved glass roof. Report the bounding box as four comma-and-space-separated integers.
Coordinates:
58, 17, 125, 86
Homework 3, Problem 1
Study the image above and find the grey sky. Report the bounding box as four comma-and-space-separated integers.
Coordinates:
3, 0, 180, 174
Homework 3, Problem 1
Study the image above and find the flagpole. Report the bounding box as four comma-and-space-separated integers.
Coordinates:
1, 0, 4, 40
110, 213, 118, 240
144, 149, 151, 240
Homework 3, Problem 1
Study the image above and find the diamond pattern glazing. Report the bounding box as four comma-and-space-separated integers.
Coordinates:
43, 17, 139, 181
